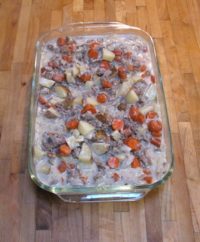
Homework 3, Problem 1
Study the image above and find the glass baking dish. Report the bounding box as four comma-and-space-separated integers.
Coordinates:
28, 22, 174, 202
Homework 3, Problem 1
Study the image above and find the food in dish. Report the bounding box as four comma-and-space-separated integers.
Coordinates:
34, 34, 169, 187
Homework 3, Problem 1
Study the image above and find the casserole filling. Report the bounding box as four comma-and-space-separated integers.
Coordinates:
34, 34, 169, 187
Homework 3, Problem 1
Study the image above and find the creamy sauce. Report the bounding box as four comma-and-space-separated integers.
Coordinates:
34, 34, 170, 187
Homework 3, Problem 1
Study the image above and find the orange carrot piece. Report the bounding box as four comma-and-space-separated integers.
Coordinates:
59, 144, 71, 156
112, 119, 124, 131
107, 157, 120, 169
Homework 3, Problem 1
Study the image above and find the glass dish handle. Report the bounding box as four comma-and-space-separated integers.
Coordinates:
57, 191, 149, 203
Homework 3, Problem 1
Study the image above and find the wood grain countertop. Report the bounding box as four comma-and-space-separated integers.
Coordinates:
0, 0, 199, 242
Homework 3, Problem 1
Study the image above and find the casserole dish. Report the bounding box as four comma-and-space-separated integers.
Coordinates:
28, 22, 174, 202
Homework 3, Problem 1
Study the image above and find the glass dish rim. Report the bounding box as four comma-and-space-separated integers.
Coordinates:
28, 21, 174, 196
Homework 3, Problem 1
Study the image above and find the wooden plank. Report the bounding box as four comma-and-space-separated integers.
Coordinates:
113, 202, 129, 212
187, 0, 200, 48
171, 133, 195, 242
156, 0, 170, 20
94, 0, 105, 21
13, 0, 32, 62
161, 21, 190, 123
182, 73, 200, 159
136, 0, 145, 6
0, 0, 22, 70
146, 0, 162, 38
62, 3, 73, 25
99, 203, 115, 242
136, 6, 150, 32
73, 0, 83, 12
83, 10, 94, 22
35, 230, 51, 242
105, 0, 116, 21
129, 200, 147, 242
50, 10, 62, 30
144, 189, 163, 242
179, 122, 200, 233
84, 0, 94, 10
115, 0, 126, 23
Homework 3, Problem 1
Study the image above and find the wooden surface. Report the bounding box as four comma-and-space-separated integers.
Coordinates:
0, 0, 200, 241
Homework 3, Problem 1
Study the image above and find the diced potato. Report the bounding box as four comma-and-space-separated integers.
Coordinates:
72, 129, 80, 138
102, 48, 115, 61
39, 78, 55, 88
49, 96, 63, 105
129, 76, 142, 84
65, 136, 79, 149
85, 81, 94, 89
78, 64, 87, 73
137, 125, 147, 135
117, 80, 132, 96
55, 86, 69, 98
139, 105, 154, 115
38, 164, 51, 174
78, 121, 95, 136
111, 130, 121, 141
65, 71, 75, 83
34, 146, 46, 160
45, 107, 60, 118
144, 85, 156, 101
78, 143, 92, 163
73, 96, 83, 105
125, 89, 139, 104
91, 143, 110, 155
86, 97, 98, 106
72, 66, 80, 76
116, 153, 126, 161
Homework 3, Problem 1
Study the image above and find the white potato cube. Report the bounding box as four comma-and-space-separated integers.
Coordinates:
102, 48, 115, 61
91, 143, 110, 155
39, 78, 55, 88
125, 89, 139, 104
78, 143, 92, 163
78, 121, 95, 136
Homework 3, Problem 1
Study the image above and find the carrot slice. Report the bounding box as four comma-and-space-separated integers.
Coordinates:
129, 106, 145, 124
81, 104, 96, 114
79, 73, 92, 82
143, 168, 151, 175
150, 138, 161, 148
102, 79, 112, 88
59, 144, 71, 156
100, 60, 110, 70
89, 41, 100, 49
151, 75, 156, 83
112, 119, 124, 131
88, 48, 98, 59
118, 66, 127, 79
131, 157, 141, 168
57, 37, 66, 46
124, 137, 141, 151
97, 93, 107, 103
107, 157, 120, 169
146, 111, 158, 119
148, 120, 162, 133
57, 160, 67, 173
62, 55, 73, 63
38, 96, 47, 105
124, 51, 132, 59
151, 131, 162, 137
112, 172, 120, 181
143, 176, 153, 184
66, 119, 79, 129
140, 65, 147, 72
52, 73, 65, 82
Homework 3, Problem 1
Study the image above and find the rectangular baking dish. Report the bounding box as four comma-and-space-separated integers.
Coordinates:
28, 22, 174, 202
